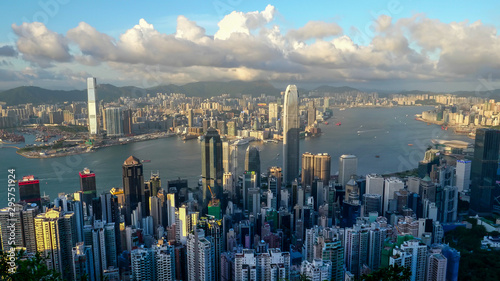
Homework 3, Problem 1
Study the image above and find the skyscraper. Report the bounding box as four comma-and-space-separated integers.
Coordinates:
283, 85, 300, 184
187, 229, 215, 281
307, 100, 316, 127
18, 175, 41, 207
79, 168, 97, 214
201, 127, 223, 215
339, 155, 358, 188
35, 208, 77, 280
105, 107, 123, 137
470, 128, 500, 214
123, 156, 145, 225
87, 77, 99, 136
245, 146, 261, 187
269, 102, 280, 126
302, 152, 331, 187
122, 108, 133, 135
455, 160, 471, 192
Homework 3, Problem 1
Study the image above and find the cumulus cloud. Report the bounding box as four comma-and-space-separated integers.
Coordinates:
287, 21, 343, 41
7, 6, 500, 89
12, 22, 71, 67
0, 45, 17, 57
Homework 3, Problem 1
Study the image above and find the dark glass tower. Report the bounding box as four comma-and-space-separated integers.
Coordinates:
79, 168, 97, 213
201, 128, 223, 215
245, 146, 261, 187
18, 175, 41, 207
470, 128, 500, 214
283, 85, 300, 184
122, 155, 145, 225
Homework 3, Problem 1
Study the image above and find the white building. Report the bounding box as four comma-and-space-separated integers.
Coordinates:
300, 259, 332, 281
455, 160, 471, 192
131, 247, 155, 281
366, 174, 384, 195
339, 155, 358, 188
384, 178, 404, 215
87, 77, 99, 135
187, 229, 215, 281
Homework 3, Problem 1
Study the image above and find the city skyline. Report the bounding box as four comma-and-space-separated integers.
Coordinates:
0, 1, 499, 91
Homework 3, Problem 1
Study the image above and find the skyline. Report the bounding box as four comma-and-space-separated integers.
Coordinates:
0, 1, 499, 92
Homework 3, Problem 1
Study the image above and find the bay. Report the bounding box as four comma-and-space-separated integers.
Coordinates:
0, 106, 471, 207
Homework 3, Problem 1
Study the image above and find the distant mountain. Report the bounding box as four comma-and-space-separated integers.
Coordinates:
0, 81, 282, 105
307, 85, 362, 97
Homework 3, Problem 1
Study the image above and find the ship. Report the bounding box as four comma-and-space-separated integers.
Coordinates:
234, 137, 254, 146
181, 134, 198, 141
324, 122, 329, 125
141, 160, 151, 163
336, 122, 341, 126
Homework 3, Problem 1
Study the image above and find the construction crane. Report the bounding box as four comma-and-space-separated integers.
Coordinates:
207, 185, 220, 207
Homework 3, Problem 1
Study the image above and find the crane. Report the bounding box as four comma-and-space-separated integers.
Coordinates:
207, 185, 220, 207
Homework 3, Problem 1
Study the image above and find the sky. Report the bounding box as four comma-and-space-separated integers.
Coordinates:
0, 0, 500, 92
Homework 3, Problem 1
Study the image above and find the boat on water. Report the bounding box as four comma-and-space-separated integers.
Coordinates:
339, 108, 346, 111
198, 135, 205, 141
142, 160, 151, 163
181, 134, 198, 141
375, 155, 380, 158
336, 122, 341, 126
408, 144, 413, 146
234, 137, 254, 146
324, 122, 329, 125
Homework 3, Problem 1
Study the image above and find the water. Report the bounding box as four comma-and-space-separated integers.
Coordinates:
0, 106, 471, 206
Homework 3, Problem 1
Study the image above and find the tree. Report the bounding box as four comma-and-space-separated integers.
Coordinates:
0, 250, 61, 281
360, 264, 412, 281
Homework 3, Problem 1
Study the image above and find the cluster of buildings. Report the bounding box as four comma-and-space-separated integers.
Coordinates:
6, 81, 500, 280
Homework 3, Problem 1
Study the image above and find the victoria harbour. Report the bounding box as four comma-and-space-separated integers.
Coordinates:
0, 106, 469, 206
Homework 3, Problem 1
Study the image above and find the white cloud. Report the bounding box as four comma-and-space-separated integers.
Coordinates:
287, 21, 343, 41
12, 22, 71, 67
214, 4, 276, 40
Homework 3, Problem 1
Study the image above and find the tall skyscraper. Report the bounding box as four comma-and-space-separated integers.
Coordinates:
123, 156, 145, 225
245, 146, 261, 187
187, 229, 215, 281
302, 152, 331, 187
87, 77, 99, 136
384, 177, 404, 215
105, 107, 123, 137
426, 249, 447, 281
339, 155, 358, 188
269, 102, 280, 126
131, 247, 155, 280
455, 160, 471, 192
18, 175, 41, 207
79, 168, 97, 214
366, 174, 384, 195
72, 242, 94, 281
35, 208, 77, 280
283, 85, 300, 184
470, 128, 500, 214
307, 101, 316, 127
201, 127, 223, 215
122, 108, 133, 135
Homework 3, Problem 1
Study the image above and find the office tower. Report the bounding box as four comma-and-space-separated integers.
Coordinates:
87, 77, 99, 135
368, 225, 385, 271
433, 244, 460, 281
20, 203, 39, 253
471, 129, 500, 213
223, 141, 237, 175
307, 101, 316, 127
18, 175, 41, 207
131, 247, 155, 281
363, 194, 382, 216
243, 171, 258, 210
283, 85, 300, 184
440, 186, 458, 223
72, 242, 94, 281
105, 107, 123, 137
35, 208, 77, 280
201, 127, 223, 215
155, 243, 176, 281
269, 102, 279, 125
342, 190, 361, 228
187, 109, 193, 127
302, 152, 332, 188
345, 225, 369, 277
150, 196, 163, 233
455, 160, 471, 192
339, 155, 358, 188
366, 174, 384, 195
419, 176, 436, 202
123, 156, 145, 225
300, 259, 331, 281
407, 176, 420, 194
233, 249, 290, 281
84, 220, 118, 281
427, 249, 447, 281
122, 108, 133, 135
227, 120, 236, 136
146, 172, 161, 197
79, 168, 97, 214
0, 204, 23, 251
166, 193, 176, 227
199, 217, 223, 281
384, 177, 404, 215
187, 229, 215, 281
245, 146, 261, 187
223, 172, 234, 198
322, 238, 344, 281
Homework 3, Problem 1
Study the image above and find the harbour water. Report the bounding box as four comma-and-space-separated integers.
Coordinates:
0, 106, 471, 206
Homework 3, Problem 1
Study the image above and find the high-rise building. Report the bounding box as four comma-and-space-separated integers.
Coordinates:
390, 240, 428, 281
283, 85, 300, 184
345, 225, 369, 277
302, 152, 331, 187
470, 128, 500, 214
426, 249, 447, 281
233, 248, 290, 281
123, 156, 145, 225
269, 102, 280, 126
0, 203, 39, 253
201, 128, 223, 215
105, 107, 123, 137
363, 194, 382, 216
131, 247, 155, 281
87, 77, 99, 136
18, 175, 41, 207
122, 108, 133, 135
440, 186, 458, 223
79, 168, 97, 214
72, 242, 94, 281
83, 220, 117, 281
300, 259, 331, 281
384, 177, 404, 215
366, 174, 384, 195
187, 109, 193, 127
339, 155, 358, 188
154, 243, 176, 281
455, 160, 471, 192
307, 101, 316, 127
187, 229, 215, 281
35, 208, 77, 280
245, 146, 261, 187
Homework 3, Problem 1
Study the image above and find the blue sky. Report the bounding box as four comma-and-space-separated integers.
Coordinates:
0, 0, 499, 91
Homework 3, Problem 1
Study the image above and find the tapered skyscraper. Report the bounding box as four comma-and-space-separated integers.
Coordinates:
245, 146, 261, 187
87, 77, 99, 136
201, 128, 223, 215
283, 85, 300, 185
122, 156, 145, 225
